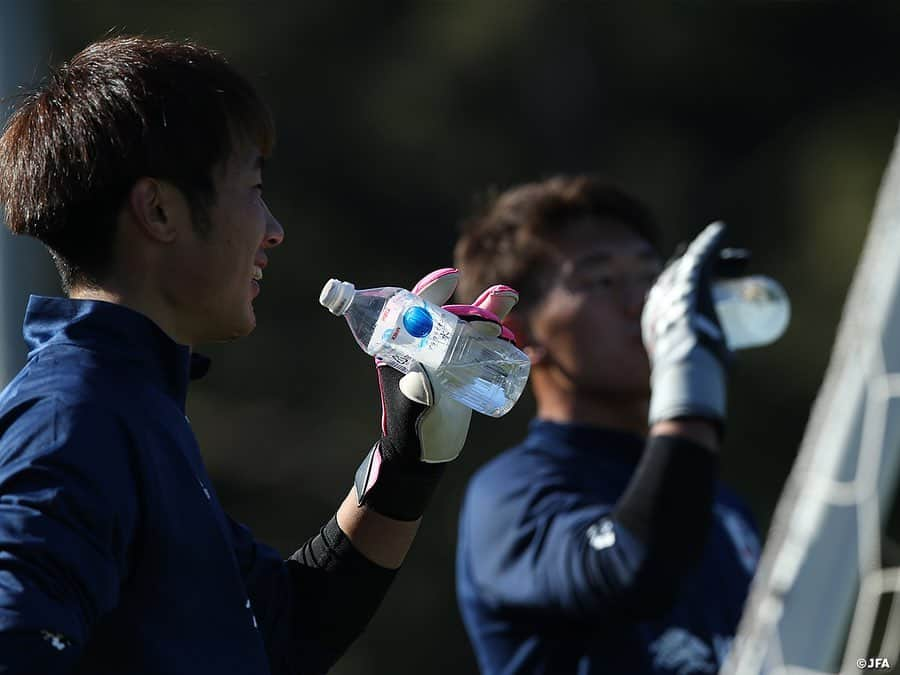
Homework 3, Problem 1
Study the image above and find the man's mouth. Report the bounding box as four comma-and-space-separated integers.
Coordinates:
252, 265, 263, 282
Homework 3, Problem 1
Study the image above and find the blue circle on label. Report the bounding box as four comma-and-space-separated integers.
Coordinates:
402, 306, 433, 338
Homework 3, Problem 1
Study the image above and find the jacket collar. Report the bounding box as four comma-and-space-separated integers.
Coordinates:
23, 295, 210, 408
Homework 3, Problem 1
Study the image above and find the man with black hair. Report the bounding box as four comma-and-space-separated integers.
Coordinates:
0, 36, 520, 674
454, 176, 760, 674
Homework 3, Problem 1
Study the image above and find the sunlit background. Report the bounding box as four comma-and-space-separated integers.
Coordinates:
2, 3, 900, 673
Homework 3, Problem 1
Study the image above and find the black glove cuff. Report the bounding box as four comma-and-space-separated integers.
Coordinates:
354, 442, 447, 521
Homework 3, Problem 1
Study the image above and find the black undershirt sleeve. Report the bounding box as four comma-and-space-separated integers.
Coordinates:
282, 516, 397, 669
583, 434, 718, 618
613, 434, 717, 553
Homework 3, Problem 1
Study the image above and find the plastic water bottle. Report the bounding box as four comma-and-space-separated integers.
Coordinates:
319, 279, 531, 417
713, 276, 791, 350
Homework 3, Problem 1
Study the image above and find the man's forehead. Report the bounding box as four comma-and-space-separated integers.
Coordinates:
554, 216, 657, 258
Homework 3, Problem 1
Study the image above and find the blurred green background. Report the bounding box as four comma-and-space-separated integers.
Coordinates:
3, 2, 900, 673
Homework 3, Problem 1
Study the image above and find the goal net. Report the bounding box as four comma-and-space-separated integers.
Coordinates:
722, 128, 900, 674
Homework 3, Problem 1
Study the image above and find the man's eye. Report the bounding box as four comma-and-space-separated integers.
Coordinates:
587, 276, 614, 289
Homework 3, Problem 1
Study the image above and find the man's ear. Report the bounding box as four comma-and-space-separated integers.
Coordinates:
505, 312, 547, 367
523, 344, 547, 367
127, 177, 177, 243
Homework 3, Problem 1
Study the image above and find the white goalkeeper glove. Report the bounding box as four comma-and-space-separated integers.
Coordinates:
641, 222, 731, 428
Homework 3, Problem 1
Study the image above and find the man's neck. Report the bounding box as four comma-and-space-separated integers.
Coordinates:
535, 392, 649, 437
69, 284, 189, 346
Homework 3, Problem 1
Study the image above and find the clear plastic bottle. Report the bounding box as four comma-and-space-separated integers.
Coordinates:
319, 279, 531, 417
713, 275, 791, 350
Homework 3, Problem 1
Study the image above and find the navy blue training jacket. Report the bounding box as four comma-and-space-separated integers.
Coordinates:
0, 296, 363, 674
456, 420, 760, 675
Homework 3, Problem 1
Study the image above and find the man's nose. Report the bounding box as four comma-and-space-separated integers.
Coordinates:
263, 201, 284, 248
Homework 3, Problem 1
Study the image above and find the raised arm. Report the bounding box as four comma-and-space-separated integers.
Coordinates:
462, 223, 731, 622
241, 269, 521, 673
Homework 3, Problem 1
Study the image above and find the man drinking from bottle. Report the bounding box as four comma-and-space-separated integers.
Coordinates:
453, 176, 761, 675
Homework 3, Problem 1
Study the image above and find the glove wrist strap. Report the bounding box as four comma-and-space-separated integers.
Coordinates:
649, 346, 727, 427
354, 442, 446, 521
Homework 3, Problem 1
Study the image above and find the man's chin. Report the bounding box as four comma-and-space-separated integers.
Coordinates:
208, 315, 256, 343
229, 319, 256, 340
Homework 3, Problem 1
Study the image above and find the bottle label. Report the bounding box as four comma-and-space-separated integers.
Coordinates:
368, 293, 457, 370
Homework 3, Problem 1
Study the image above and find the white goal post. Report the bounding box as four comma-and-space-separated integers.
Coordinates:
723, 127, 900, 675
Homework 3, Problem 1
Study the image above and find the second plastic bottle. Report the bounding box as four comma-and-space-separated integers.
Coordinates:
712, 275, 791, 350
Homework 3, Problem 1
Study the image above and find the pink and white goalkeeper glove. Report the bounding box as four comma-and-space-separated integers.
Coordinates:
354, 268, 519, 520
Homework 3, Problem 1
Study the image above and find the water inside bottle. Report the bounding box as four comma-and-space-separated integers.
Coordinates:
714, 277, 790, 349
433, 357, 531, 418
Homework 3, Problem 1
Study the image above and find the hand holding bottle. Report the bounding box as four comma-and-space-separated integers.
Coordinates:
325, 268, 521, 520
643, 222, 732, 428
642, 222, 791, 430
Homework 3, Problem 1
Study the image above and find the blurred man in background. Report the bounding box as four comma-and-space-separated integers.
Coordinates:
0, 36, 519, 674
454, 176, 760, 674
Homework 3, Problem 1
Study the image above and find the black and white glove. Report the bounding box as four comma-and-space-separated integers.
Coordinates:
641, 222, 731, 428
355, 268, 519, 520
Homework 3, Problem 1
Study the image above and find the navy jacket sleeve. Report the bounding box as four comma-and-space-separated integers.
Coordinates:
0, 398, 139, 674
460, 435, 716, 622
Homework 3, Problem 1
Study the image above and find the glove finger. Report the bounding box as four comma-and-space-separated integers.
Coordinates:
465, 319, 503, 338
499, 325, 517, 343
443, 304, 501, 322
443, 304, 502, 337
685, 221, 726, 265
673, 221, 726, 290
662, 241, 688, 272
471, 285, 519, 321
398, 363, 434, 407
412, 268, 459, 305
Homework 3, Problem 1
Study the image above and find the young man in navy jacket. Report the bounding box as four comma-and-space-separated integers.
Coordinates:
454, 177, 760, 674
0, 36, 520, 674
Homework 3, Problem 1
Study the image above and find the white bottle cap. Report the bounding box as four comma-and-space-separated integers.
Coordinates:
319, 279, 356, 315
